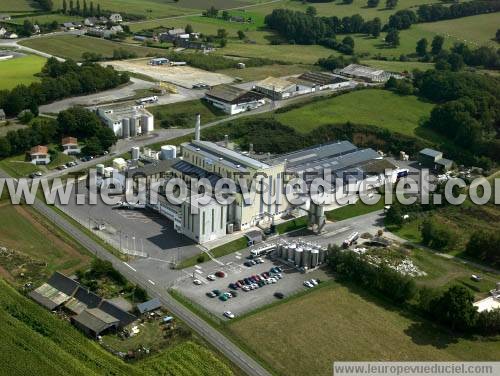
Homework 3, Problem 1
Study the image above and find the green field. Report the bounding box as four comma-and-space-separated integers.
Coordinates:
6, 13, 82, 25
0, 154, 40, 177
361, 59, 434, 73
326, 197, 385, 221
149, 99, 227, 128
218, 63, 316, 82
0, 54, 46, 90
276, 89, 434, 136
0, 0, 38, 12
19, 35, 164, 61
0, 278, 234, 376
228, 282, 500, 376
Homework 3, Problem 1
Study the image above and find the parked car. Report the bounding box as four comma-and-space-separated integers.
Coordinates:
229, 283, 238, 290
242, 285, 250, 291
57, 165, 68, 170
206, 291, 216, 298
219, 295, 228, 301
310, 279, 318, 286
212, 289, 221, 296
471, 274, 482, 282
215, 271, 226, 278
223, 311, 235, 319
304, 280, 313, 288
274, 292, 284, 299
193, 279, 202, 285
244, 261, 253, 267
207, 274, 216, 281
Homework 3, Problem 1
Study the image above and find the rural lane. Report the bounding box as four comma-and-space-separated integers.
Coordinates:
0, 169, 271, 376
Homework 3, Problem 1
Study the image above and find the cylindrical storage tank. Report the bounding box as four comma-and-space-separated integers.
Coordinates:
288, 243, 296, 262
303, 247, 311, 269
294, 247, 303, 266
282, 245, 289, 260
122, 118, 130, 138
311, 249, 319, 268
129, 117, 137, 137
103, 167, 114, 178
319, 248, 326, 264
160, 145, 176, 160
131, 147, 140, 160
96, 164, 105, 176
142, 114, 154, 133
277, 244, 283, 258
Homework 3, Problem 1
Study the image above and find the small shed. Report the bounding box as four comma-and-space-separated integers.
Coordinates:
245, 230, 263, 246
137, 298, 162, 315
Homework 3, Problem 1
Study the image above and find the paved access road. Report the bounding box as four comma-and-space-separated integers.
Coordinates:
0, 169, 271, 376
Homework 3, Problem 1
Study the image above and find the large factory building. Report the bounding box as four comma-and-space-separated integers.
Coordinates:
97, 104, 154, 138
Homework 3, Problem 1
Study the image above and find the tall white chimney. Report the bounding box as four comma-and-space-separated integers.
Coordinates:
194, 113, 201, 141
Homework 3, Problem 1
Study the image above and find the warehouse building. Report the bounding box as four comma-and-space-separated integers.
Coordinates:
297, 71, 351, 90
253, 76, 298, 100
96, 104, 154, 138
418, 148, 454, 172
204, 84, 265, 115
338, 64, 399, 83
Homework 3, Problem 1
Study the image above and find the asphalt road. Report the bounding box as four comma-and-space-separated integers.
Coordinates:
0, 169, 271, 376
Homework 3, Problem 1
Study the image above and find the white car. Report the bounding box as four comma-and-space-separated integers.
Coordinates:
256, 257, 265, 264
275, 273, 283, 279
303, 281, 313, 288
310, 279, 318, 286
207, 274, 216, 281
223, 311, 235, 319
242, 286, 250, 291
193, 279, 202, 285
269, 278, 277, 284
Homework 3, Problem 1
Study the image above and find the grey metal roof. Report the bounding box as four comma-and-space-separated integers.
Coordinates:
419, 148, 442, 158
47, 272, 79, 296
298, 71, 348, 86
435, 158, 453, 167
28, 290, 62, 310
72, 309, 119, 334
206, 84, 247, 102
73, 286, 102, 308
245, 230, 262, 242
173, 160, 222, 187
126, 159, 177, 178
137, 298, 162, 314
99, 300, 136, 326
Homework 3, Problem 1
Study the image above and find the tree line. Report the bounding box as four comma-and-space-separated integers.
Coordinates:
0, 58, 129, 117
0, 106, 116, 159
60, 0, 144, 21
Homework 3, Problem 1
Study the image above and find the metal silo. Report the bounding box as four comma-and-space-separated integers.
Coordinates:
288, 243, 296, 262
311, 249, 319, 268
129, 117, 137, 137
131, 147, 140, 160
294, 247, 303, 266
303, 247, 311, 269
282, 245, 289, 261
96, 164, 105, 176
277, 243, 283, 258
122, 118, 130, 138
160, 145, 176, 160
319, 248, 326, 264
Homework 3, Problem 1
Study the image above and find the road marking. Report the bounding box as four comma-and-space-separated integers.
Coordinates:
235, 255, 241, 259
194, 265, 202, 269
236, 252, 241, 256
123, 262, 137, 272
148, 279, 156, 285
148, 257, 171, 263
195, 269, 203, 274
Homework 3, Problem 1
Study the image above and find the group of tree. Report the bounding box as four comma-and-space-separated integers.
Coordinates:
62, 0, 100, 17
35, 0, 53, 11
0, 106, 116, 159
318, 36, 356, 54
264, 9, 383, 45
421, 217, 458, 251
385, 28, 400, 47
412, 69, 499, 166
417, 0, 500, 23
465, 230, 500, 267
327, 244, 417, 303
0, 58, 129, 118
317, 55, 359, 70
203, 6, 219, 18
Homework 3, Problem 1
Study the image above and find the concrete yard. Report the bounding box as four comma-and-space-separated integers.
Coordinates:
104, 58, 235, 88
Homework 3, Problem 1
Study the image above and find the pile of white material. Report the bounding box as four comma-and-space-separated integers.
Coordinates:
388, 258, 426, 277
352, 248, 367, 255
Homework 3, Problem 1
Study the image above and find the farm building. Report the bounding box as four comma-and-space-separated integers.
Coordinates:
28, 272, 80, 310
418, 148, 454, 172
97, 104, 154, 138
338, 64, 397, 83
109, 13, 123, 23
204, 85, 265, 115
137, 298, 162, 315
149, 57, 170, 66
29, 145, 50, 165
62, 137, 80, 155
253, 77, 297, 100
159, 28, 186, 42
0, 14, 11, 21
298, 71, 351, 91
3, 32, 18, 39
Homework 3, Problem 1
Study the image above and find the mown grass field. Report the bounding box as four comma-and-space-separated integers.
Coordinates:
19, 35, 164, 61
6, 13, 83, 25
228, 282, 500, 376
0, 154, 41, 177
0, 54, 46, 90
0, 278, 235, 376
218, 63, 317, 82
326, 197, 385, 221
149, 99, 227, 128
360, 59, 434, 73
0, 203, 90, 284
276, 89, 434, 136
0, 0, 38, 12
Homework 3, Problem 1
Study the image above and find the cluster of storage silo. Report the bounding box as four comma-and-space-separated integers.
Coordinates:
275, 241, 327, 270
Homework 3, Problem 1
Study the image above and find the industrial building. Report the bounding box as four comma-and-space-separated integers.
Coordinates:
273, 241, 327, 271
297, 71, 351, 91
253, 76, 298, 100
204, 84, 265, 115
338, 64, 400, 83
418, 148, 454, 172
96, 104, 154, 138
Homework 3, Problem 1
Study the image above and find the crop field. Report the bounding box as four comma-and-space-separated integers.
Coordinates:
0, 0, 38, 12
0, 203, 90, 284
0, 54, 46, 90
228, 283, 500, 376
0, 278, 234, 376
19, 35, 164, 61
276, 89, 434, 136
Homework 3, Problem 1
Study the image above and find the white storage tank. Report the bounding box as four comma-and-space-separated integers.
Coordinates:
160, 145, 176, 160
103, 166, 114, 178
129, 117, 137, 137
288, 243, 296, 262
303, 247, 311, 269
294, 247, 303, 266
113, 157, 127, 171
282, 245, 289, 260
131, 147, 140, 160
311, 248, 319, 267
142, 114, 154, 133
96, 164, 105, 176
319, 248, 326, 264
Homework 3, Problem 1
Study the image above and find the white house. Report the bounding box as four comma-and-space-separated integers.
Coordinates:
109, 13, 123, 23
62, 137, 81, 155
29, 145, 50, 165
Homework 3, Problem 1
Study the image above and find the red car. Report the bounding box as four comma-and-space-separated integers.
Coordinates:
215, 271, 226, 278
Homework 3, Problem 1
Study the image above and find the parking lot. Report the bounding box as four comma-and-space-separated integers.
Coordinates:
57, 181, 201, 262
174, 247, 330, 319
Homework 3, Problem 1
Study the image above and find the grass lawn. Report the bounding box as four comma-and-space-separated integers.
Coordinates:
276, 89, 434, 136
361, 59, 434, 73
0, 0, 38, 12
0, 154, 40, 177
218, 63, 316, 82
326, 197, 385, 221
228, 282, 500, 376
0, 54, 46, 90
19, 35, 165, 61
0, 203, 91, 285
6, 14, 82, 25
177, 236, 248, 269
275, 216, 308, 234
148, 99, 227, 128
